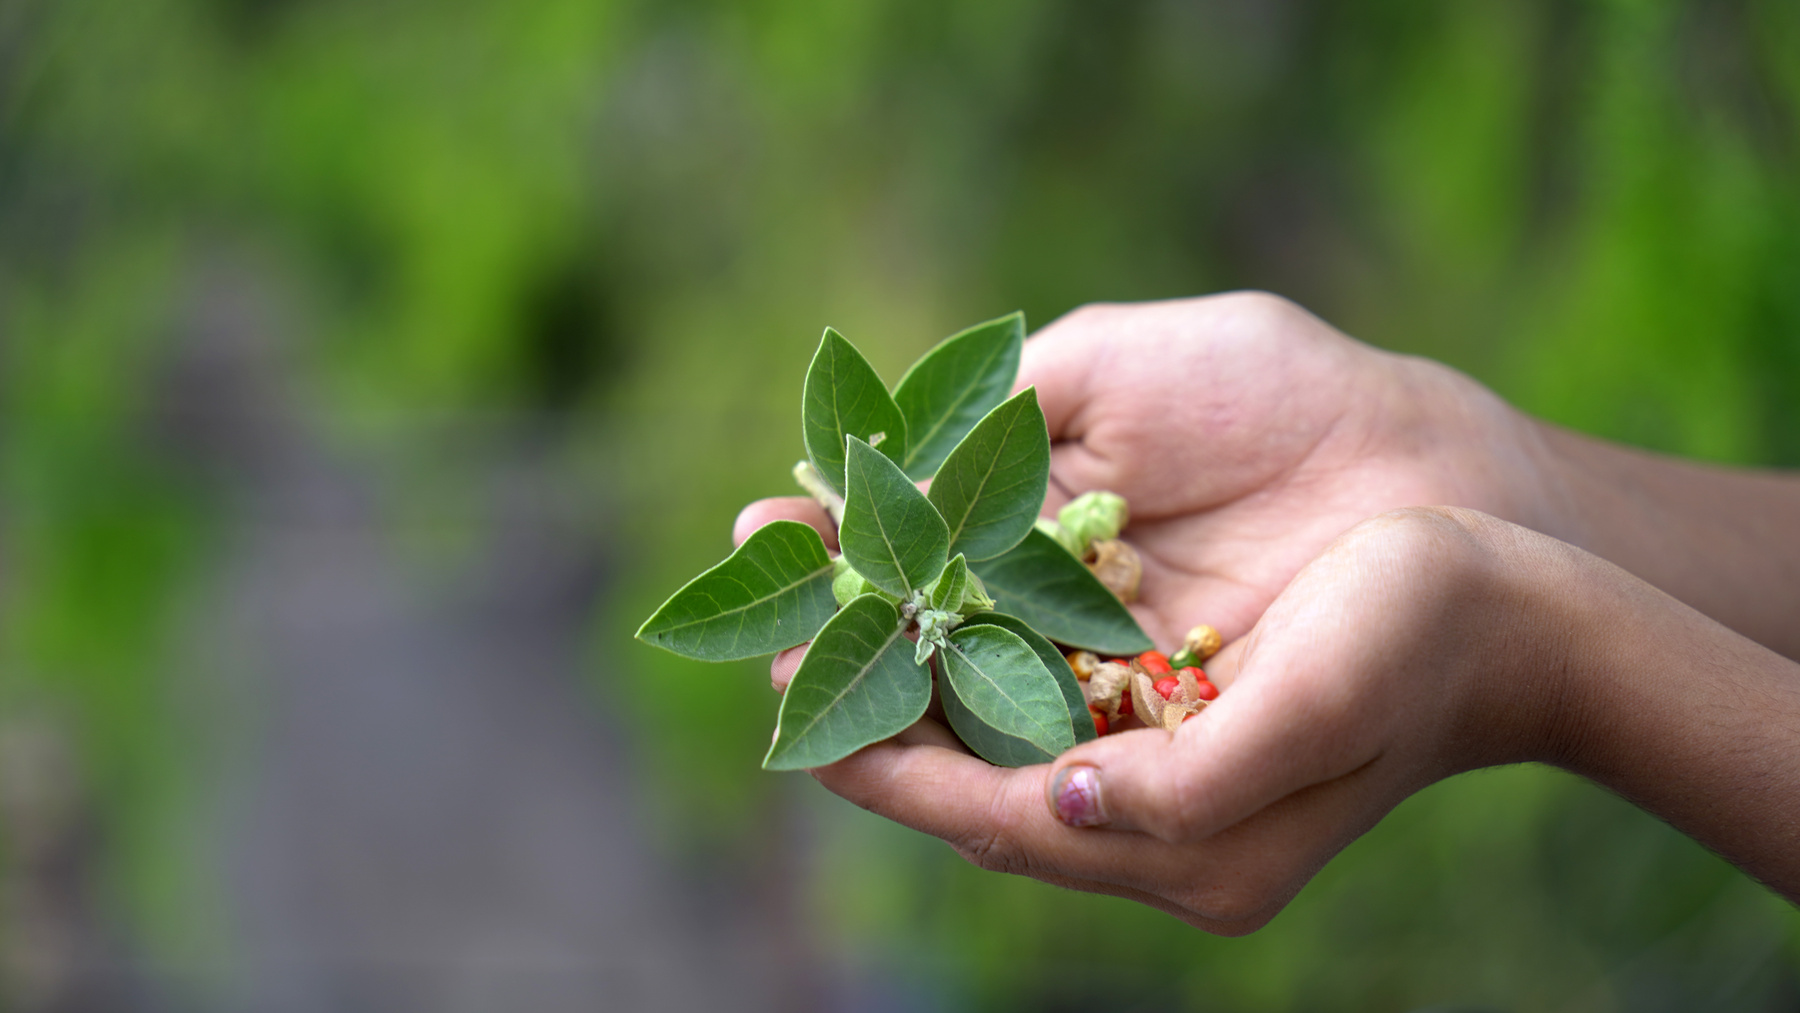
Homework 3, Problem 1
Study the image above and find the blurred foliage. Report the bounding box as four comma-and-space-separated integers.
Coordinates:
3, 0, 1798, 1009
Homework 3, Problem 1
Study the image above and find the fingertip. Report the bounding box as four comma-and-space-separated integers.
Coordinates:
770, 643, 806, 691
733, 496, 838, 550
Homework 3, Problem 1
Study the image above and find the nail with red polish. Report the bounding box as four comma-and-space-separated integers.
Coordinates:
1049, 765, 1108, 827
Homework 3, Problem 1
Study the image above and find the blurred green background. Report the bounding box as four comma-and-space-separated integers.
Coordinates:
3, 0, 1798, 1010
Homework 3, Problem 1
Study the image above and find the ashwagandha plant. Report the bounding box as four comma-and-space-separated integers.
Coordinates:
636, 314, 1153, 770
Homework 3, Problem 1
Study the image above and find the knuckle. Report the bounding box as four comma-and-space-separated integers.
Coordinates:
951, 791, 1031, 876
1180, 878, 1284, 928
1213, 289, 1304, 331
1133, 766, 1209, 845
1065, 300, 1123, 324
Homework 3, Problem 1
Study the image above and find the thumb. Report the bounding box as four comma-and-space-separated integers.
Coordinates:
1045, 669, 1371, 844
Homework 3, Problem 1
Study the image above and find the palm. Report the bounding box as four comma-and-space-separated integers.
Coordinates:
1025, 294, 1522, 648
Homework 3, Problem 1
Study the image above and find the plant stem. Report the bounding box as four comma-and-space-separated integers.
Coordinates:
792, 460, 846, 527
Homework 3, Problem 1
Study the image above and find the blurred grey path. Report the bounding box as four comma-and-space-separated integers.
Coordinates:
157, 267, 826, 1013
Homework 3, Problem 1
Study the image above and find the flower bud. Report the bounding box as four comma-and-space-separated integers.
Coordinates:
1057, 491, 1129, 556
1034, 516, 1085, 558
955, 571, 997, 616
832, 559, 873, 606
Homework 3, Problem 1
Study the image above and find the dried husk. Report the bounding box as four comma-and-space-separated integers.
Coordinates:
1082, 661, 1133, 723
1175, 667, 1204, 706
1086, 539, 1142, 604
1161, 703, 1197, 731
1130, 671, 1165, 730
1183, 624, 1223, 662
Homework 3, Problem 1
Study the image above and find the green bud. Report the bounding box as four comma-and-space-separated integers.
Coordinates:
832, 559, 875, 606
1035, 516, 1084, 558
956, 571, 997, 616
914, 607, 960, 665
1057, 491, 1129, 554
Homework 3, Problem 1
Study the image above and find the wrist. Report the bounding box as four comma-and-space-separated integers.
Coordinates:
1431, 513, 1601, 771
1374, 355, 1575, 539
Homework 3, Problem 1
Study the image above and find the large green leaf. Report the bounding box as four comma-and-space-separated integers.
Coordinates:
960, 611, 1096, 745
941, 625, 1076, 755
969, 529, 1153, 655
802, 328, 907, 496
941, 678, 1055, 767
893, 312, 1025, 480
764, 594, 931, 770
840, 436, 950, 598
926, 387, 1050, 562
636, 520, 839, 661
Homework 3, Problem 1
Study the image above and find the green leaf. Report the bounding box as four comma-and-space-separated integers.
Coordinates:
960, 611, 1096, 745
942, 625, 1076, 755
764, 594, 931, 770
840, 436, 950, 598
636, 520, 839, 661
930, 553, 971, 611
927, 387, 1051, 562
969, 529, 1154, 655
893, 312, 1025, 480
802, 328, 907, 496
941, 680, 1055, 767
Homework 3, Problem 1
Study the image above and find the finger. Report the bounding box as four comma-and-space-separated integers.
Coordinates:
809, 734, 1391, 932
1045, 668, 1374, 845
1203, 635, 1247, 689
1017, 307, 1121, 441
734, 496, 837, 551
770, 644, 807, 691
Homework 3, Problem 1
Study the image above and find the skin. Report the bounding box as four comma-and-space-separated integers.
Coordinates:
732, 292, 1800, 931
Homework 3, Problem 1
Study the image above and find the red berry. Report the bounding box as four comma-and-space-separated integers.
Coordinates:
1183, 712, 1198, 723
1137, 651, 1171, 675
1153, 676, 1180, 700
1178, 666, 1204, 681
1089, 708, 1109, 736
1119, 692, 1134, 717
1195, 681, 1219, 701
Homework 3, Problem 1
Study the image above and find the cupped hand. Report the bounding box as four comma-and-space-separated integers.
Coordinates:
728, 294, 1576, 928
802, 507, 1570, 932
727, 293, 1800, 923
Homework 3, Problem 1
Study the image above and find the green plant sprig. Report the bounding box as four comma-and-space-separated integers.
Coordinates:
637, 314, 1152, 770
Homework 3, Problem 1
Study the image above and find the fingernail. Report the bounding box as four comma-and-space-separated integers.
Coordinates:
1049, 765, 1108, 827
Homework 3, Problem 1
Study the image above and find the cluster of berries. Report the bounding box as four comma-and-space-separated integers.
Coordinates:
1066, 625, 1224, 736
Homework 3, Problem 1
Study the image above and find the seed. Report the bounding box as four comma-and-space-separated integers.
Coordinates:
1118, 690, 1134, 717
1065, 650, 1100, 681
1182, 625, 1223, 663
1137, 651, 1172, 676
1153, 676, 1180, 700
1195, 681, 1219, 701
1182, 712, 1197, 723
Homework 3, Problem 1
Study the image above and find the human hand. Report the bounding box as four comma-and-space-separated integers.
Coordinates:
802, 507, 1577, 931
731, 294, 1800, 923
